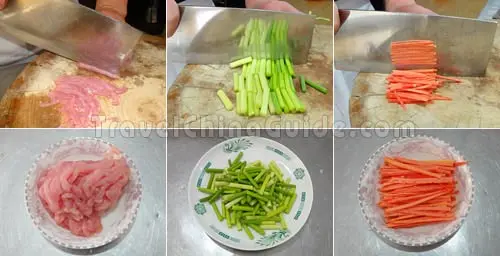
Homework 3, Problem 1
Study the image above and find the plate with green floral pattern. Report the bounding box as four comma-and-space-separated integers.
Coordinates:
188, 136, 314, 251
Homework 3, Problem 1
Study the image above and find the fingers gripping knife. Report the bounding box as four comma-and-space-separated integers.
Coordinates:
334, 10, 498, 76
0, 0, 143, 77
168, 6, 315, 65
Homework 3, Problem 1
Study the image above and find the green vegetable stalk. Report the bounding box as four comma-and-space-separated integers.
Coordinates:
198, 152, 298, 239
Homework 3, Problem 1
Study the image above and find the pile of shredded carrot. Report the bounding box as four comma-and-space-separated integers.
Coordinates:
387, 40, 462, 109
378, 157, 467, 229
391, 40, 437, 69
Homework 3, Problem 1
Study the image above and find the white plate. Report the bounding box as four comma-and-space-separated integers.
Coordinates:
25, 137, 143, 250
188, 136, 314, 251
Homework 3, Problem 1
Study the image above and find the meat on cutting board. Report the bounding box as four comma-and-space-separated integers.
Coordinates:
37, 157, 130, 237
42, 76, 127, 128
77, 63, 120, 79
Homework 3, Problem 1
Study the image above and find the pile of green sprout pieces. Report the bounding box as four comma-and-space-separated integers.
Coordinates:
198, 152, 297, 240
216, 18, 328, 117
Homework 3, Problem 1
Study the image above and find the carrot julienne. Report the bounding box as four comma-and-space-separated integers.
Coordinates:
378, 157, 465, 229
387, 40, 462, 109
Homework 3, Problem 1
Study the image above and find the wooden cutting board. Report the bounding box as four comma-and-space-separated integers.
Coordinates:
350, 23, 500, 128
167, 25, 333, 128
0, 35, 166, 128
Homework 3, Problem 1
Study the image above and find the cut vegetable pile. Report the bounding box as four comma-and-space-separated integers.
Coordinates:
216, 19, 328, 116
378, 157, 467, 229
197, 152, 297, 239
387, 40, 461, 109
391, 40, 438, 69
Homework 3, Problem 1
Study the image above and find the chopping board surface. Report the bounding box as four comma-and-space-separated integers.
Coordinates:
168, 25, 333, 128
0, 35, 166, 128
350, 24, 500, 128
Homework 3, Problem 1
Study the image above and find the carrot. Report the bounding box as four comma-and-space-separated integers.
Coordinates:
401, 89, 432, 95
394, 157, 456, 167
382, 190, 453, 205
437, 75, 461, 83
411, 69, 438, 73
387, 216, 456, 225
387, 205, 452, 213
384, 158, 442, 178
387, 99, 426, 105
394, 92, 433, 102
391, 70, 433, 78
386, 215, 420, 222
378, 157, 461, 229
379, 183, 420, 192
383, 195, 455, 206
382, 185, 454, 195
431, 94, 452, 101
390, 210, 454, 218
385, 190, 449, 213
392, 40, 436, 44
387, 78, 439, 86
387, 40, 461, 109
387, 177, 453, 184
387, 217, 456, 228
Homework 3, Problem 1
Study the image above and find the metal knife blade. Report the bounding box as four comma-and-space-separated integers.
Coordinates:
0, 0, 143, 76
334, 10, 498, 76
168, 6, 315, 64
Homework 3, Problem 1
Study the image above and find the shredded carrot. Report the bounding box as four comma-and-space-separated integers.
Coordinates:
387, 40, 462, 109
391, 40, 437, 69
386, 216, 456, 228
378, 157, 464, 229
384, 158, 442, 178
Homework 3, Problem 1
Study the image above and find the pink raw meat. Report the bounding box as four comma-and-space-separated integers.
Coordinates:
77, 63, 120, 80
76, 30, 131, 79
41, 76, 127, 128
37, 157, 131, 237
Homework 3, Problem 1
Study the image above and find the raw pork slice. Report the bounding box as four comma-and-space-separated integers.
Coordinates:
42, 75, 127, 128
37, 157, 130, 237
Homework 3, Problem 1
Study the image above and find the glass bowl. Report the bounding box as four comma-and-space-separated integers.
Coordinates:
358, 135, 474, 247
24, 137, 142, 250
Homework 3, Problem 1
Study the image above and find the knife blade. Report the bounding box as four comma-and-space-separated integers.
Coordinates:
334, 10, 498, 76
0, 0, 143, 76
168, 6, 315, 65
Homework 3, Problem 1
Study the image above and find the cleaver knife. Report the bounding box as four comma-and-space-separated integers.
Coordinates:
0, 0, 143, 76
168, 6, 315, 65
334, 10, 498, 77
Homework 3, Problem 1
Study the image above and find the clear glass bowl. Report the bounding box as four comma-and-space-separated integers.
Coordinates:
24, 137, 142, 250
358, 135, 474, 247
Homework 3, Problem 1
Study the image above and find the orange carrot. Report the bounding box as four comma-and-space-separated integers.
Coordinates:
431, 94, 452, 101
437, 75, 461, 83
378, 157, 460, 229
394, 157, 456, 167
384, 158, 442, 178
391, 209, 454, 218
385, 190, 449, 213
387, 177, 453, 184
387, 40, 461, 109
387, 217, 456, 228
